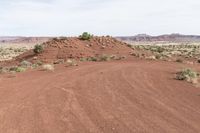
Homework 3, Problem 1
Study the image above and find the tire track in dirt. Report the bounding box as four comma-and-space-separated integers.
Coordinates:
0, 60, 200, 133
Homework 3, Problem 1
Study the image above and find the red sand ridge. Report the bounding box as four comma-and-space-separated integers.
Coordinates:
17, 36, 132, 63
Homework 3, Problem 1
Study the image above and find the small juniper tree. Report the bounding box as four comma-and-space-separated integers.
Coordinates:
79, 32, 92, 40
34, 44, 44, 54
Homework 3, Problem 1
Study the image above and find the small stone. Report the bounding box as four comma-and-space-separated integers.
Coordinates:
33, 56, 38, 60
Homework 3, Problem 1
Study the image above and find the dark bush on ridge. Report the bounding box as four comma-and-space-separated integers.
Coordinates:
79, 32, 93, 40
34, 44, 44, 54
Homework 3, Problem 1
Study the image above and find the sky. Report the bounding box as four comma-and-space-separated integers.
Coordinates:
0, 0, 200, 36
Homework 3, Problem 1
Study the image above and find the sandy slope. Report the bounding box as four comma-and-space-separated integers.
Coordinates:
0, 60, 200, 133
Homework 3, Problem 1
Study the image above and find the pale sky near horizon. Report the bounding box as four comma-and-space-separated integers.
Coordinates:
0, 0, 200, 36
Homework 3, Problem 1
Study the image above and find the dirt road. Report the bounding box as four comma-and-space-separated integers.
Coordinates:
0, 60, 200, 133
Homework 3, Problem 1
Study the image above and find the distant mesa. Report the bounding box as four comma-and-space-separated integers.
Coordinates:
117, 33, 200, 42
0, 36, 52, 44
1, 33, 200, 44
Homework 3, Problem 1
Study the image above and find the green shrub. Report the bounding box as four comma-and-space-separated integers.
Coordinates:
80, 58, 87, 62
176, 68, 199, 83
79, 32, 92, 40
34, 44, 44, 54
99, 54, 111, 61
9, 66, 26, 73
88, 57, 98, 61
31, 64, 39, 69
36, 60, 43, 66
20, 60, 32, 67
80, 57, 98, 62
30, 60, 43, 69
157, 47, 164, 53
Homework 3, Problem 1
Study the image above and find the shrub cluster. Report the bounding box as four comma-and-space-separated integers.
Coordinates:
99, 54, 111, 61
80, 54, 126, 62
9, 66, 26, 73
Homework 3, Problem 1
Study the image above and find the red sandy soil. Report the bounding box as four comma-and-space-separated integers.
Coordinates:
0, 59, 200, 133
16, 36, 132, 63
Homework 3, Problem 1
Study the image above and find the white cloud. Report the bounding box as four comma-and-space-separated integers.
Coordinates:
0, 0, 200, 36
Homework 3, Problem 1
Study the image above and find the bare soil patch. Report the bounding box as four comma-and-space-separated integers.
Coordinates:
0, 60, 200, 133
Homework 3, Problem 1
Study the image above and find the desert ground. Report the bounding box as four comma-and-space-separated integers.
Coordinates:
0, 37, 50, 61
0, 34, 200, 133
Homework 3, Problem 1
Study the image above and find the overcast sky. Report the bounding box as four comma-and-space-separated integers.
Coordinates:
0, 0, 200, 36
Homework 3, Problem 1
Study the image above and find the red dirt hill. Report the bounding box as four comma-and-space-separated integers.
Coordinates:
16, 36, 133, 63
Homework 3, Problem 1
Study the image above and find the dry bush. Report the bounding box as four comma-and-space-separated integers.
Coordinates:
66, 59, 78, 66
42, 64, 54, 71
0, 67, 8, 74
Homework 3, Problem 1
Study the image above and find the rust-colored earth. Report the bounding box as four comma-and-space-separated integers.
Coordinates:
0, 60, 200, 133
0, 37, 200, 133
16, 36, 132, 63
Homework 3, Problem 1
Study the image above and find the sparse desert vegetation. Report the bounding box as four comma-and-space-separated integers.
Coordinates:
9, 66, 26, 73
2, 0, 200, 130
99, 54, 111, 61
131, 44, 200, 63
66, 59, 78, 66
20, 60, 32, 67
0, 60, 39, 74
1, 35, 200, 133
80, 54, 126, 62
0, 46, 28, 61
79, 32, 93, 40
176, 68, 199, 84
42, 64, 54, 71
34, 44, 44, 54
